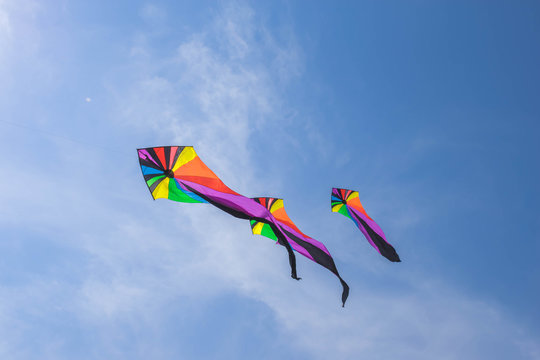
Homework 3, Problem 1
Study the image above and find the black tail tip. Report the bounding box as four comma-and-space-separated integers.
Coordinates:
384, 252, 401, 262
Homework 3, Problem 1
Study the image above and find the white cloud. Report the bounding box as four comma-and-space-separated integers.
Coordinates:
0, 1, 11, 38
116, 2, 296, 192
0, 0, 41, 48
140, 3, 166, 25
262, 279, 540, 360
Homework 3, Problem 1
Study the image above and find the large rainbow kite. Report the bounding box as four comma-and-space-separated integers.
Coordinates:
331, 187, 400, 262
138, 146, 349, 306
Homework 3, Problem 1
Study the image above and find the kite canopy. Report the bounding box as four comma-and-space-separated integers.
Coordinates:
251, 197, 349, 306
332, 188, 400, 262
138, 146, 234, 204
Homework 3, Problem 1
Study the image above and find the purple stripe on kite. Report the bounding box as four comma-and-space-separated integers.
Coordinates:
180, 180, 272, 219
138, 149, 160, 167
349, 207, 387, 240
174, 180, 208, 203
282, 237, 314, 261
276, 221, 331, 257
347, 207, 386, 241
346, 207, 380, 253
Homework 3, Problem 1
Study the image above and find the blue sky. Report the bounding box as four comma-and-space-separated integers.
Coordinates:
0, 1, 539, 359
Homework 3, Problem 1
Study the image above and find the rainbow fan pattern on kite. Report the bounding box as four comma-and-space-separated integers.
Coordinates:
331, 188, 400, 262
251, 197, 349, 306
138, 146, 349, 305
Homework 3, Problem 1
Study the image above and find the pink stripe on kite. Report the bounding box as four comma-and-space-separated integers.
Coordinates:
169, 146, 178, 169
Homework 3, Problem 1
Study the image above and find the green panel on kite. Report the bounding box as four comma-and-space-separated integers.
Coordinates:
168, 178, 205, 203
250, 220, 278, 241
147, 175, 165, 187
261, 224, 278, 241
338, 205, 352, 219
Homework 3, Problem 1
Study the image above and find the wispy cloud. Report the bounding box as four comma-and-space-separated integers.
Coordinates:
0, 1, 11, 38
116, 2, 300, 191
0, 0, 41, 56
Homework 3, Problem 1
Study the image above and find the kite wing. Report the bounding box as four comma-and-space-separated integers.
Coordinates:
252, 197, 349, 306
332, 188, 400, 262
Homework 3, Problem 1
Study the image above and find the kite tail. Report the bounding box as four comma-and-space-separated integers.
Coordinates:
339, 276, 349, 307
270, 222, 301, 280
350, 210, 401, 262
288, 246, 301, 280
380, 243, 401, 262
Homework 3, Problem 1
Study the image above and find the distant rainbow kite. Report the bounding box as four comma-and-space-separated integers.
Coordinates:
332, 188, 400, 262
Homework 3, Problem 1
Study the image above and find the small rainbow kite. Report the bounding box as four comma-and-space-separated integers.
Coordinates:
332, 188, 400, 262
251, 197, 349, 306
